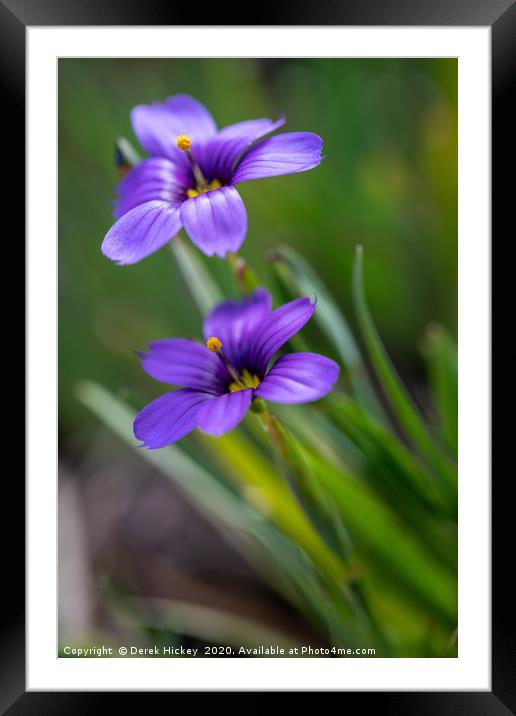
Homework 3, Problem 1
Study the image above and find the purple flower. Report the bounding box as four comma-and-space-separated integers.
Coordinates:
134, 288, 339, 448
102, 95, 323, 264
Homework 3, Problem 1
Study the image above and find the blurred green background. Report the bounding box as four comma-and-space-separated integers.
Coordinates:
58, 58, 457, 436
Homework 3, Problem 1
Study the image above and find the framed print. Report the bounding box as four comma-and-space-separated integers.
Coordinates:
6, 0, 513, 708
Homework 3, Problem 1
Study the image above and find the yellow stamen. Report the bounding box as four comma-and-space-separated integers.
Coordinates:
229, 370, 261, 393
176, 134, 192, 151
208, 178, 222, 191
186, 178, 222, 200
242, 369, 261, 388
206, 337, 223, 353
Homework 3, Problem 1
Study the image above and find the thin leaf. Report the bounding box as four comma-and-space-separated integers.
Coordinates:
329, 397, 457, 571
122, 597, 310, 653
275, 402, 366, 472
170, 237, 223, 314
422, 323, 458, 456
303, 447, 457, 625
198, 429, 350, 586
330, 397, 451, 516
352, 246, 457, 493
267, 245, 385, 419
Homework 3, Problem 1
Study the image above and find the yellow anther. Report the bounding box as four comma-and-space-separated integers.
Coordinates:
206, 337, 223, 353
229, 370, 261, 392
242, 369, 261, 389
176, 134, 192, 151
186, 179, 222, 200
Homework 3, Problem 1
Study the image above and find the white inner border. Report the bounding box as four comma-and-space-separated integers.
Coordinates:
27, 27, 490, 691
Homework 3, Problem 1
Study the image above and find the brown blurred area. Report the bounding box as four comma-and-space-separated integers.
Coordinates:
59, 429, 326, 652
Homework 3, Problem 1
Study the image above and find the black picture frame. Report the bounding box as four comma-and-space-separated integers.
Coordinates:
6, 0, 513, 710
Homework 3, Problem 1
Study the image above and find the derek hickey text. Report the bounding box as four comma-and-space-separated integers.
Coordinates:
62, 645, 375, 657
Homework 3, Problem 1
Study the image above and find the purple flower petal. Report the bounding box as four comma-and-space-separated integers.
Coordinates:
131, 94, 217, 165
256, 353, 340, 404
139, 338, 228, 393
231, 132, 323, 184
180, 186, 247, 258
114, 185, 184, 219
134, 388, 212, 448
202, 117, 286, 184
117, 157, 190, 196
249, 296, 316, 376
203, 288, 272, 371
197, 389, 253, 437
101, 200, 183, 265
114, 158, 190, 217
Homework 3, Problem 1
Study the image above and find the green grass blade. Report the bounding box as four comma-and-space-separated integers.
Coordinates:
120, 597, 311, 653
352, 246, 457, 492
329, 399, 457, 571
268, 245, 385, 419
198, 429, 350, 585
302, 447, 457, 625
170, 237, 223, 314
422, 324, 458, 456
330, 397, 451, 516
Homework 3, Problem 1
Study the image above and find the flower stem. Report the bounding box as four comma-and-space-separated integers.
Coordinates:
252, 401, 343, 541
252, 399, 389, 650
258, 409, 287, 454
227, 252, 260, 294
251, 399, 304, 481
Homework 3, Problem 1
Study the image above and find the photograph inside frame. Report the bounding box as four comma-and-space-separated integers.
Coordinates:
58, 57, 458, 659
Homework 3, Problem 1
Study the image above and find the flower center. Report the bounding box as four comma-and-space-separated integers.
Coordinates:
176, 134, 223, 199
206, 337, 261, 393
186, 178, 222, 199
229, 369, 261, 393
